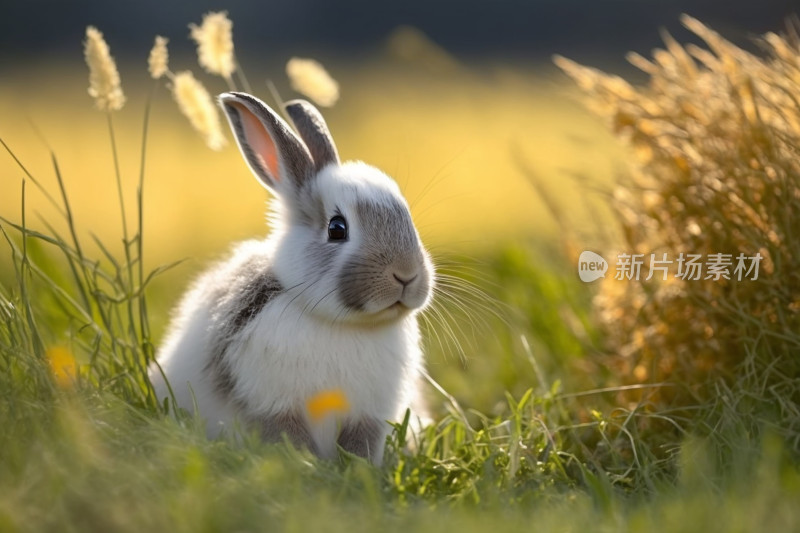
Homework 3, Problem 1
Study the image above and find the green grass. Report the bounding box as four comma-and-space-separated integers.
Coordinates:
1, 202, 799, 531
2, 386, 799, 533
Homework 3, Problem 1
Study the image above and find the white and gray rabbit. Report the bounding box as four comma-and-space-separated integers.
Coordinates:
150, 92, 434, 465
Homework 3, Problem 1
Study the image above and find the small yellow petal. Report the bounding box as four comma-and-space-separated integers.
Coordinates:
306, 389, 350, 422
47, 347, 77, 387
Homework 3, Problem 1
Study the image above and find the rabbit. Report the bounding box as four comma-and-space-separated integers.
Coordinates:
149, 92, 434, 465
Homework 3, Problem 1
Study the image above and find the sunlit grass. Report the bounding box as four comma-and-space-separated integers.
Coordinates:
556, 15, 800, 452
2, 14, 799, 533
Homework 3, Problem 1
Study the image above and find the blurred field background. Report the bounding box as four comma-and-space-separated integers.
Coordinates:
2, 1, 800, 531
0, 25, 630, 400
2, 0, 789, 267
0, 56, 622, 264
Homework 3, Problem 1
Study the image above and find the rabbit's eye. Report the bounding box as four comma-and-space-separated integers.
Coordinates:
328, 216, 348, 241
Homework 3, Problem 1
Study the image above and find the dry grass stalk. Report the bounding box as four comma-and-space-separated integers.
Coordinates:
148, 36, 169, 80
172, 71, 226, 150
189, 11, 235, 80
557, 17, 800, 426
286, 57, 340, 107
84, 26, 125, 112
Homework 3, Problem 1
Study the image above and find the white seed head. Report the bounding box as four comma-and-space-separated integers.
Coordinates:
172, 71, 226, 150
286, 57, 340, 107
189, 11, 235, 79
84, 26, 125, 112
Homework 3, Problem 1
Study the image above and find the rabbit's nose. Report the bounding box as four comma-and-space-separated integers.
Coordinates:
392, 273, 418, 287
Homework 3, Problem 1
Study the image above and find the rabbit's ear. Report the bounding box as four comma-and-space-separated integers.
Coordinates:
219, 92, 314, 193
284, 99, 340, 172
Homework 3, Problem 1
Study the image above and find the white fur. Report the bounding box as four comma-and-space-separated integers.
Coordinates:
151, 250, 422, 459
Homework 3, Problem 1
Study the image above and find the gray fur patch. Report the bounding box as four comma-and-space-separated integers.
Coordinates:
337, 417, 385, 460
292, 180, 327, 229
205, 265, 282, 401
260, 410, 318, 454
338, 198, 422, 310
231, 273, 283, 329
285, 99, 340, 172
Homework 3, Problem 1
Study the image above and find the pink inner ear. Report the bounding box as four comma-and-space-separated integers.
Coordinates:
231, 102, 280, 183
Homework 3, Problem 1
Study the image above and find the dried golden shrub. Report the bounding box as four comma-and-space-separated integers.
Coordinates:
557, 16, 800, 425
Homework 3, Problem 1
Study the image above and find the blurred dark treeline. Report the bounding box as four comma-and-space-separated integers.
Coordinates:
1, 0, 796, 74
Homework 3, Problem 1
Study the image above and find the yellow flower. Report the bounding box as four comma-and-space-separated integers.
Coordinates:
148, 36, 169, 79
172, 71, 226, 150
47, 347, 77, 387
189, 11, 235, 79
306, 389, 350, 422
286, 57, 340, 107
83, 26, 125, 111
